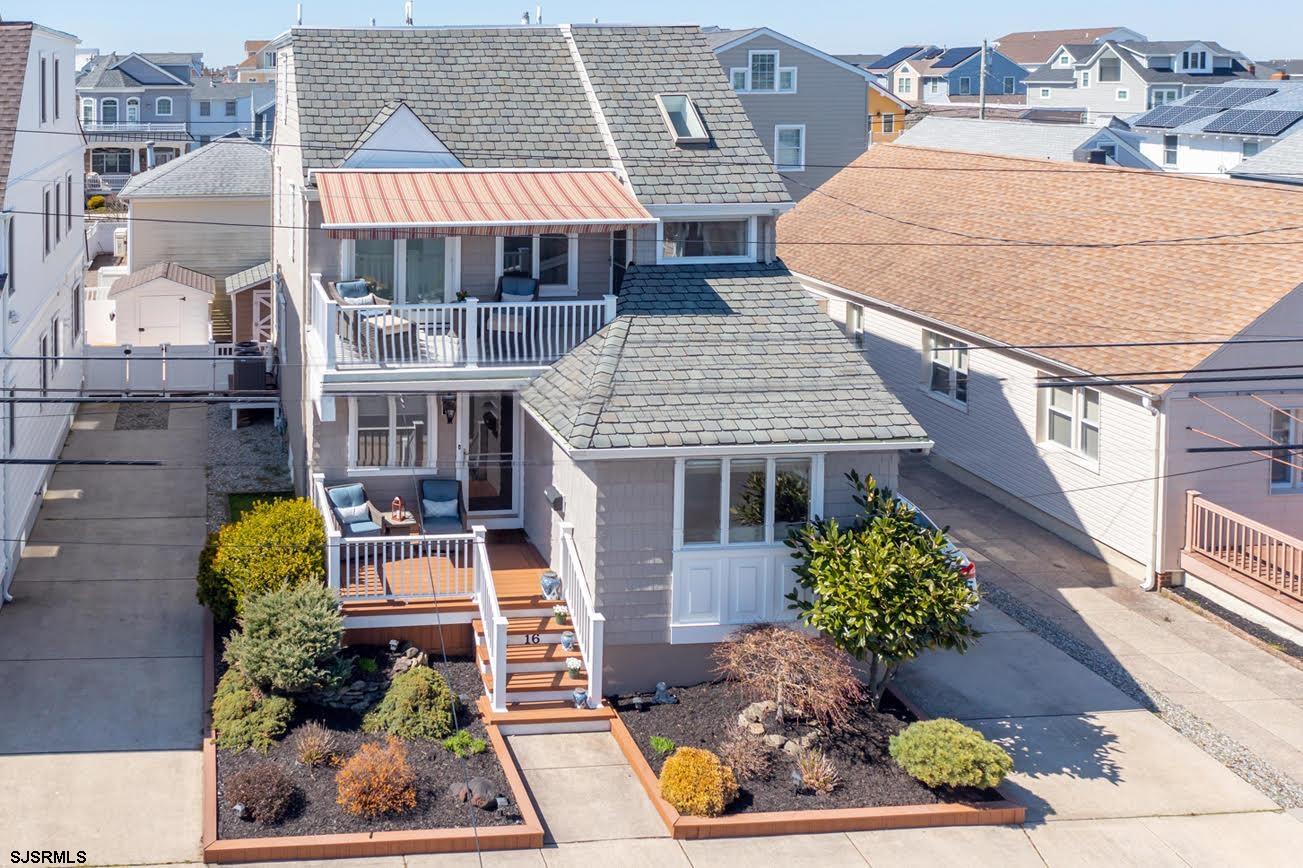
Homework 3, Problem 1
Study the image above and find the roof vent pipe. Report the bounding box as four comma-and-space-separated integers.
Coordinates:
296, 3, 302, 25
404, 1, 413, 25
536, 5, 543, 24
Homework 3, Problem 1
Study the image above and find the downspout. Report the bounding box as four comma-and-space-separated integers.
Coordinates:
1143, 394, 1166, 591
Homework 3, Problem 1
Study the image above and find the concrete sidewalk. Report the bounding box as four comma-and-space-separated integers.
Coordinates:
0, 404, 207, 866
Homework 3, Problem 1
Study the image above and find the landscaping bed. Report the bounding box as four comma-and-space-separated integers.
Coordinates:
616, 681, 1001, 814
215, 650, 523, 840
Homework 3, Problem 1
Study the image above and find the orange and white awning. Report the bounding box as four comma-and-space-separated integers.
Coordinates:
316, 169, 655, 239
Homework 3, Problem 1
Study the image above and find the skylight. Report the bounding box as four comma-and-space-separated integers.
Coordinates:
656, 94, 709, 145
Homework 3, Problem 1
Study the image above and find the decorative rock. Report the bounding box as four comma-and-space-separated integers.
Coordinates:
764, 734, 787, 749
449, 777, 498, 810
783, 740, 802, 755
404, 646, 421, 659
747, 722, 766, 736
798, 734, 817, 748
233, 802, 248, 821
351, 680, 367, 691
392, 657, 415, 675
736, 713, 750, 728
741, 701, 774, 724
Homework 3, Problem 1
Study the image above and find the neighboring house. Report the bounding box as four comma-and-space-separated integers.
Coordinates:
1231, 131, 1303, 185
1027, 40, 1255, 124
780, 144, 1303, 640
76, 50, 202, 191
190, 78, 273, 143
272, 24, 928, 714
236, 39, 276, 83
895, 116, 1157, 168
705, 27, 908, 195
889, 46, 1028, 105
1126, 80, 1303, 175
862, 45, 935, 85
1256, 59, 1303, 79
993, 27, 1145, 71
868, 83, 911, 142
0, 22, 87, 603
117, 137, 271, 343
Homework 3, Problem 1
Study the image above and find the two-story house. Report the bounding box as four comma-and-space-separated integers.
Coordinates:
190, 78, 274, 144
1127, 79, 1303, 175
272, 24, 929, 719
889, 46, 1028, 105
76, 51, 202, 190
1027, 40, 1255, 124
704, 27, 909, 197
0, 22, 87, 604
236, 39, 276, 83
993, 27, 1145, 71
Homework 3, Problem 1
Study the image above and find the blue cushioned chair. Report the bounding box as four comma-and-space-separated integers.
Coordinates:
416, 478, 466, 535
325, 482, 384, 538
495, 274, 539, 303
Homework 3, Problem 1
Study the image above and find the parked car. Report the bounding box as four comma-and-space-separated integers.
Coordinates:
894, 493, 978, 592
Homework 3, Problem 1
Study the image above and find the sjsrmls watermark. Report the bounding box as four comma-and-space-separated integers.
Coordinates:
9, 853, 87, 865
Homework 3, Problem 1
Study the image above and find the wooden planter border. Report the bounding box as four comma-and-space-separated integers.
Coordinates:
200, 612, 545, 863
610, 707, 1025, 840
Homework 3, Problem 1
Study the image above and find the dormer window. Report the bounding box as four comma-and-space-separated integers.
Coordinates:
1181, 50, 1208, 72
657, 94, 709, 145
1056, 52, 1071, 66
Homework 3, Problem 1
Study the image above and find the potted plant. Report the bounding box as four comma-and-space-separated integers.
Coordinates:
553, 604, 569, 625
566, 657, 582, 677
455, 289, 469, 302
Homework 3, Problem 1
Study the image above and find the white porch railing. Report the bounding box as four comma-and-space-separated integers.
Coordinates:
558, 522, 604, 708
473, 527, 509, 713
309, 273, 615, 370
83, 121, 188, 134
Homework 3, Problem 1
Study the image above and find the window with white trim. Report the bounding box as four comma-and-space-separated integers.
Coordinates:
1080, 70, 1091, 87
80, 98, 94, 123
1116, 88, 1129, 101
155, 96, 173, 116
100, 97, 118, 124
778, 68, 796, 92
659, 219, 750, 262
774, 125, 804, 171
680, 456, 815, 547
349, 395, 431, 468
1163, 134, 1178, 167
39, 55, 46, 123
730, 68, 747, 90
1098, 56, 1122, 82
958, 76, 972, 95
53, 181, 61, 244
126, 97, 140, 122
497, 233, 577, 295
1056, 52, 1071, 67
928, 79, 940, 94
39, 333, 49, 399
53, 56, 60, 120
749, 50, 777, 90
1270, 409, 1302, 491
881, 113, 895, 134
42, 188, 50, 258
897, 75, 912, 94
1041, 383, 1100, 461
1002, 75, 1015, 94
1181, 50, 1207, 72
924, 331, 968, 406
1242, 139, 1260, 158
50, 315, 62, 370
1151, 88, 1179, 107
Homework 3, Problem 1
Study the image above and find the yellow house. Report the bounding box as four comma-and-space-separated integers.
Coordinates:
868, 80, 911, 142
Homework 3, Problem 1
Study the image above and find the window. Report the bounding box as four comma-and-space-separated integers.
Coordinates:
198, 100, 211, 116
501, 235, 533, 276
774, 125, 804, 171
353, 239, 396, 300
1040, 87, 1051, 98
91, 148, 132, 174
100, 97, 118, 124
65, 174, 72, 232
1270, 410, 1302, 491
660, 220, 749, 261
39, 56, 46, 123
126, 97, 139, 122
350, 395, 430, 468
1080, 71, 1091, 87
1002, 75, 1015, 94
70, 282, 81, 345
750, 51, 777, 91
680, 457, 813, 547
155, 96, 173, 116
881, 113, 895, 134
1242, 140, 1260, 158
5, 215, 14, 295
53, 57, 60, 119
897, 75, 912, 94
925, 331, 968, 406
80, 98, 94, 123
656, 94, 709, 145
1163, 134, 1178, 167
1099, 56, 1122, 82
53, 181, 61, 244
42, 188, 50, 258
1042, 383, 1100, 461
405, 238, 447, 304
1151, 88, 1179, 107
154, 147, 180, 166
1098, 143, 1117, 160
1181, 50, 1207, 71
958, 76, 971, 95
1056, 53, 1072, 67
928, 79, 940, 94
730, 68, 747, 90
1116, 88, 1129, 101
4, 388, 12, 453
778, 68, 797, 92
50, 315, 61, 370
537, 234, 569, 287
39, 333, 49, 398
225, 100, 238, 117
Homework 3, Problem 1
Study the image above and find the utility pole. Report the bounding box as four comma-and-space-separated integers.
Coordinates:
978, 39, 988, 120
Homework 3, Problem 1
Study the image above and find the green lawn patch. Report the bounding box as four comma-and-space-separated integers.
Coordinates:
228, 492, 295, 524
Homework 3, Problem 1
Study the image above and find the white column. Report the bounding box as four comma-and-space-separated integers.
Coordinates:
463, 297, 479, 367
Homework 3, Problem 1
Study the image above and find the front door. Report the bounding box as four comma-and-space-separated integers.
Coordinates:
462, 392, 518, 516
251, 288, 274, 342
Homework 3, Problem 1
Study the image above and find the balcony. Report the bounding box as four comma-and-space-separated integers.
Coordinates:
83, 121, 189, 135
308, 273, 615, 377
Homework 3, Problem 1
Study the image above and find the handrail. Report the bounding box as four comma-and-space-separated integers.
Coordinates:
311, 473, 342, 592
558, 522, 603, 708
1185, 490, 1303, 603
472, 525, 509, 712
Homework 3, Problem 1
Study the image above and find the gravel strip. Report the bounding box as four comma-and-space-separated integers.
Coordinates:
205, 405, 292, 532
114, 403, 169, 430
982, 583, 1303, 808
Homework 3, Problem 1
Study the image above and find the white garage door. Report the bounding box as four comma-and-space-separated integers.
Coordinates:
136, 294, 183, 345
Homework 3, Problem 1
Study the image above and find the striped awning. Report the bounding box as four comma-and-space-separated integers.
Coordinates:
316, 169, 656, 240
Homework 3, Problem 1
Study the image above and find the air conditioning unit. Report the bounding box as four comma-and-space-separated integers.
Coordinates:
113, 227, 128, 259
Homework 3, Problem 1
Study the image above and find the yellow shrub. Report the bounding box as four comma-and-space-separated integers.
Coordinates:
658, 747, 738, 817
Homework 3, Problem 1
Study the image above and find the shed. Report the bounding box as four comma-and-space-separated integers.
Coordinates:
224, 260, 275, 343
107, 261, 217, 345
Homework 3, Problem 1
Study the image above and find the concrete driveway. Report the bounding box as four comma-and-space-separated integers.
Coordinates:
0, 404, 206, 865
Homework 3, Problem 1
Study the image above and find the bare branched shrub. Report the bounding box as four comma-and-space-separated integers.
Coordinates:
797, 747, 841, 795
713, 624, 862, 728
292, 721, 339, 767
717, 724, 774, 782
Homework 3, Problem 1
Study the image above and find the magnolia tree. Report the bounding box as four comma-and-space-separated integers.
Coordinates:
786, 471, 979, 709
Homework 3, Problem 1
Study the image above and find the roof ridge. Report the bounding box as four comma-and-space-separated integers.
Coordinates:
569, 317, 629, 448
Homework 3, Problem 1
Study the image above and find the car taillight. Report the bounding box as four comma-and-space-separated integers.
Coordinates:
960, 562, 976, 578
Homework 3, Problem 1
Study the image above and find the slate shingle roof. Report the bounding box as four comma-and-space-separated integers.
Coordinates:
287, 25, 789, 205
521, 263, 927, 451
0, 23, 33, 208
77, 52, 196, 88
778, 144, 1303, 392
119, 138, 270, 199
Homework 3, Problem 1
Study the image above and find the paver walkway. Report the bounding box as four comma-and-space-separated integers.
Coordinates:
0, 403, 207, 865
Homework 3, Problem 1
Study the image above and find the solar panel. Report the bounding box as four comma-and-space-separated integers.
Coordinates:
1184, 87, 1277, 109
932, 46, 979, 68
1132, 104, 1220, 129
1203, 109, 1303, 136
871, 45, 926, 69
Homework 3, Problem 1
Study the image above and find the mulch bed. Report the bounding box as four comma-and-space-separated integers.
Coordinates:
616, 681, 1000, 814
216, 654, 522, 839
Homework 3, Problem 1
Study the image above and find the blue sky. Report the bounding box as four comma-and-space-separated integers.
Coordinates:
12, 0, 1301, 64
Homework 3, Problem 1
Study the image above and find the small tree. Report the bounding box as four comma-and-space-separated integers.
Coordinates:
212, 498, 326, 616
224, 582, 345, 695
786, 471, 979, 709
713, 624, 862, 728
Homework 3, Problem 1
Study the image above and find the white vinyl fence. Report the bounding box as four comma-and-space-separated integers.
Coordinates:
83, 343, 267, 394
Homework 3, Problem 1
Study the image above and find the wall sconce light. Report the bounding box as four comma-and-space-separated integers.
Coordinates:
543, 485, 564, 516
441, 395, 456, 424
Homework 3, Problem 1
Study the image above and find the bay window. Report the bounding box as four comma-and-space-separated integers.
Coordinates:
349, 395, 431, 468
925, 331, 968, 406
1042, 382, 1101, 461
677, 456, 818, 548
659, 219, 751, 263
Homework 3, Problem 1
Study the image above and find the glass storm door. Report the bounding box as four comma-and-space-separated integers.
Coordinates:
465, 392, 516, 513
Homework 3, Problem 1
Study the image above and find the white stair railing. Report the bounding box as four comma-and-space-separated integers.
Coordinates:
558, 522, 604, 708
472, 526, 509, 712
312, 474, 341, 592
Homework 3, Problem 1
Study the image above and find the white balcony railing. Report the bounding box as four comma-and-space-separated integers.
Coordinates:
83, 121, 188, 135
309, 274, 615, 371
558, 521, 604, 708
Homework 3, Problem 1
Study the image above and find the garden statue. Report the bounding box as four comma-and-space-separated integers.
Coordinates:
540, 570, 561, 600
653, 681, 678, 705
